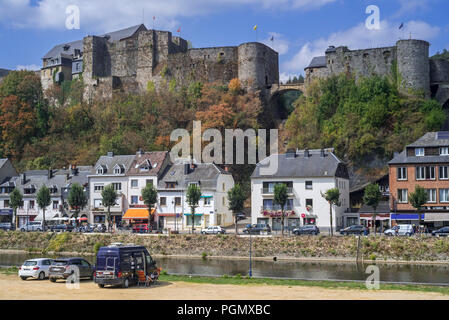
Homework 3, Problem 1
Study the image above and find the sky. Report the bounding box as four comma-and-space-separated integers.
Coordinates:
0, 0, 448, 81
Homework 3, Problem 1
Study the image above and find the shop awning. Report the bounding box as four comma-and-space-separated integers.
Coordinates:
34, 211, 59, 221
424, 212, 449, 222
184, 213, 203, 216
201, 195, 213, 198
360, 213, 390, 221
391, 213, 424, 220
123, 208, 155, 219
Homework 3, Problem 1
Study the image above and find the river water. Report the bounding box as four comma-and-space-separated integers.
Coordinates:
1, 252, 448, 285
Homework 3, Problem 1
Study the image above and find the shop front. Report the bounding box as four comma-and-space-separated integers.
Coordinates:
185, 213, 203, 230
423, 212, 449, 229
122, 208, 155, 228
360, 213, 391, 232
390, 213, 424, 226
0, 208, 12, 223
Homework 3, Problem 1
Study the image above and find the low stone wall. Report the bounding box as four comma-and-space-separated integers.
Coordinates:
1, 231, 449, 262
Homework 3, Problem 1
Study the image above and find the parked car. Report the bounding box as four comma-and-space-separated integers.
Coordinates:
95, 244, 159, 288
49, 258, 94, 282
236, 213, 246, 221
243, 224, 271, 235
201, 226, 226, 234
19, 258, 53, 280
293, 225, 320, 235
0, 222, 14, 231
432, 227, 449, 237
93, 223, 106, 233
20, 221, 44, 232
50, 224, 74, 232
132, 224, 150, 234
339, 225, 369, 236
384, 224, 414, 236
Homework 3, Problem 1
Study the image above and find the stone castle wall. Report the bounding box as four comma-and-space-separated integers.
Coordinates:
82, 30, 278, 101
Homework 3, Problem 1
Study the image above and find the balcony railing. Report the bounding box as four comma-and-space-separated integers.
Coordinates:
262, 187, 293, 194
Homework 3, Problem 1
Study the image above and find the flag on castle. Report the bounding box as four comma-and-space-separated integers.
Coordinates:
399, 23, 404, 29
253, 25, 258, 31
270, 35, 274, 41
177, 27, 181, 33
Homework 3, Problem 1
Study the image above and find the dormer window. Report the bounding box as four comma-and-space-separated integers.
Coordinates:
113, 164, 125, 174
96, 165, 107, 175
139, 160, 151, 172
415, 148, 425, 157
440, 147, 449, 156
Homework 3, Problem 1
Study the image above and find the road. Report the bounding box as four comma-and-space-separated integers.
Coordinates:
0, 274, 447, 300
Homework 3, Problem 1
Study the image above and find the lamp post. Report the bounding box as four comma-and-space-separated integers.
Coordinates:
249, 226, 253, 278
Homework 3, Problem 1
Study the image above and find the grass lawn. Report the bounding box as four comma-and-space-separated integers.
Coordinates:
159, 273, 449, 295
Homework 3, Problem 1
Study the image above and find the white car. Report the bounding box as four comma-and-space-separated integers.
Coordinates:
18, 258, 53, 280
384, 224, 414, 236
201, 226, 226, 234
20, 221, 44, 232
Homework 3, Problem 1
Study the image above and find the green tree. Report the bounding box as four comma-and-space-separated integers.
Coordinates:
409, 185, 428, 233
9, 188, 22, 229
363, 184, 382, 235
67, 183, 87, 227
227, 183, 246, 235
141, 184, 158, 230
101, 184, 117, 232
186, 184, 202, 234
36, 185, 51, 231
321, 188, 341, 237
274, 183, 289, 236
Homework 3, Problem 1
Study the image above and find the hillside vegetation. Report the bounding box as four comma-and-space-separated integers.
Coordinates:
284, 74, 446, 166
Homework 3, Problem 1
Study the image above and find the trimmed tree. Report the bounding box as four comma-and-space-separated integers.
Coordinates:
36, 185, 51, 231
141, 184, 158, 230
227, 183, 246, 235
67, 183, 87, 227
186, 184, 202, 234
101, 184, 118, 233
363, 184, 382, 235
274, 183, 289, 236
10, 188, 22, 229
321, 188, 341, 237
409, 185, 428, 234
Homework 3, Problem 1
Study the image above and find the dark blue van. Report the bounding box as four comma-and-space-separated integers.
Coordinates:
94, 243, 159, 288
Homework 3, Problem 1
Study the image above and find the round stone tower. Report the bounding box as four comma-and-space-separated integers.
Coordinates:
237, 42, 279, 92
396, 39, 430, 97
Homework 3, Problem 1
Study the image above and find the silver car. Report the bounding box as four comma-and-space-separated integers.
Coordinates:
201, 226, 226, 234
19, 258, 53, 280
20, 221, 44, 232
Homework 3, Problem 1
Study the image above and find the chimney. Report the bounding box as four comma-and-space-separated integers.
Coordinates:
190, 163, 195, 170
137, 149, 144, 157
304, 149, 310, 158
224, 165, 229, 172
21, 173, 26, 185
107, 151, 114, 157
286, 149, 296, 159
48, 168, 53, 179
71, 165, 78, 176
320, 149, 325, 157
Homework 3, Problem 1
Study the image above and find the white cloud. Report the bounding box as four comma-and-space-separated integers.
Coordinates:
262, 32, 289, 55
16, 64, 41, 71
282, 20, 441, 75
0, 0, 336, 32
394, 0, 432, 18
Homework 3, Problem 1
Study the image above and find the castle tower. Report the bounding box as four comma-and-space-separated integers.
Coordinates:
396, 39, 430, 97
237, 42, 279, 92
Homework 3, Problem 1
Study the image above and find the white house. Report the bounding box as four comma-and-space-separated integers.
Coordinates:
157, 161, 235, 231
251, 149, 350, 233
88, 152, 136, 225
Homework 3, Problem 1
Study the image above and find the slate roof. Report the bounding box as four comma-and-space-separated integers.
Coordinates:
305, 56, 326, 69
43, 40, 83, 60
127, 151, 169, 176
251, 149, 348, 179
0, 167, 92, 197
0, 159, 8, 169
407, 132, 449, 148
91, 154, 136, 175
389, 132, 449, 165
42, 24, 146, 60
358, 200, 390, 214
158, 163, 229, 190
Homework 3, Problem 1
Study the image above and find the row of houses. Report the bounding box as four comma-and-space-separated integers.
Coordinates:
0, 151, 234, 231
1, 131, 448, 232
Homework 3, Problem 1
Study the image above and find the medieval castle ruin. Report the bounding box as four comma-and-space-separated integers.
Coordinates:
40, 24, 449, 108
305, 39, 449, 107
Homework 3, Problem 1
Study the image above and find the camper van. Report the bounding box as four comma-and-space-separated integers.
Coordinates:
94, 243, 159, 288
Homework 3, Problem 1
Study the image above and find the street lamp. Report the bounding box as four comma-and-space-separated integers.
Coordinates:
249, 225, 253, 278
